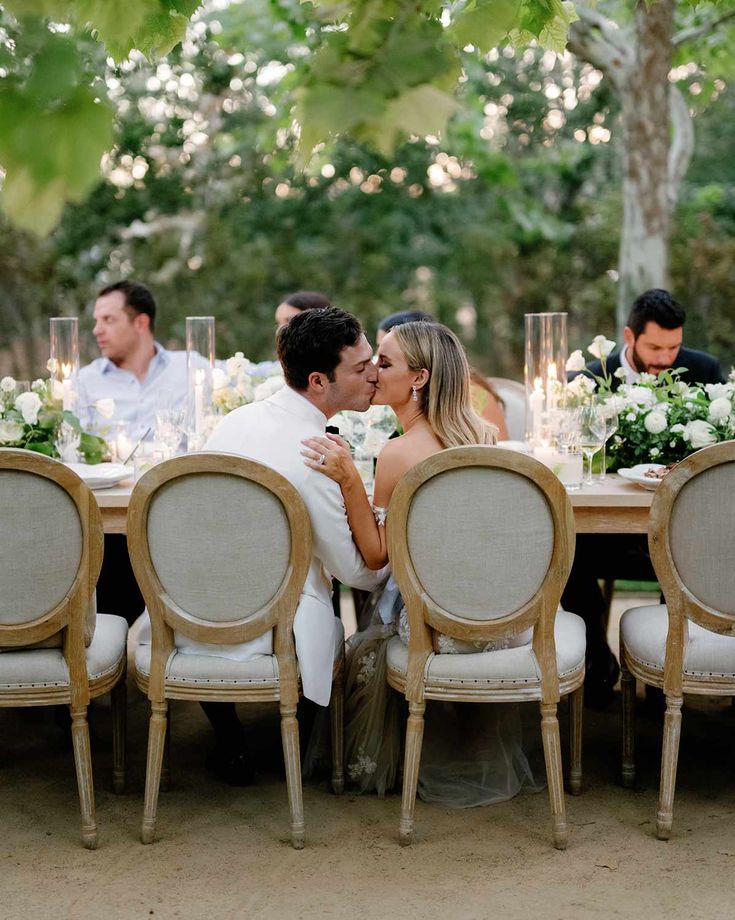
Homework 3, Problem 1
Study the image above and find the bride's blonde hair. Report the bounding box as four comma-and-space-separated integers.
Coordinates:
391, 321, 496, 447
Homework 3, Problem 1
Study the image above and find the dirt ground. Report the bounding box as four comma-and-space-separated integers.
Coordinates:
3, 593, 735, 920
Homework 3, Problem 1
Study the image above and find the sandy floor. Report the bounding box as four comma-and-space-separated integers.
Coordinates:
3, 593, 735, 920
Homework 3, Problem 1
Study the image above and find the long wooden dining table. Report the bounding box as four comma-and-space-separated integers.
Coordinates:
94, 474, 654, 536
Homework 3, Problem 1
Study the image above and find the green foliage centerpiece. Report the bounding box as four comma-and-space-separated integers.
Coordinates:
0, 377, 107, 463
566, 339, 735, 472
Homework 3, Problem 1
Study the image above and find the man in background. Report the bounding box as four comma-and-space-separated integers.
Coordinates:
78, 281, 188, 440
586, 288, 723, 387
564, 288, 724, 708
79, 281, 188, 623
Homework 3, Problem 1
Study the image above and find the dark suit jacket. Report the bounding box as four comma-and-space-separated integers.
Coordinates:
586, 346, 724, 390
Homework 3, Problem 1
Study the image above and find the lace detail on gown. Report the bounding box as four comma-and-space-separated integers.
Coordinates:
341, 581, 543, 805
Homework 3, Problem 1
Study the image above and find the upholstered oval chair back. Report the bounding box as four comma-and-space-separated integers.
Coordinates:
406, 464, 554, 621
146, 471, 292, 624
488, 377, 526, 441
668, 459, 735, 618
0, 468, 83, 625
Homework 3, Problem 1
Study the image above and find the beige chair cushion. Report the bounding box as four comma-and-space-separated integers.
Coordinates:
0, 615, 127, 690
135, 618, 345, 688
387, 610, 585, 689
621, 604, 735, 677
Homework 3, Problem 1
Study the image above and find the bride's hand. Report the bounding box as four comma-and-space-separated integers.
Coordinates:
301, 434, 357, 485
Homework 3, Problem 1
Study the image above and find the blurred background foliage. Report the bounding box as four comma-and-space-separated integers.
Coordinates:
1, 0, 733, 378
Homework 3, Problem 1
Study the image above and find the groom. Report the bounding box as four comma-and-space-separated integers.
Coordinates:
202, 307, 386, 781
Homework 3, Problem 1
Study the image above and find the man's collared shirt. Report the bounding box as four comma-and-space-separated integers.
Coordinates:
619, 345, 640, 386
78, 343, 187, 440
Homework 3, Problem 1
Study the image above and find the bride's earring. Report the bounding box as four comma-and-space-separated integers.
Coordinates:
412, 385, 418, 402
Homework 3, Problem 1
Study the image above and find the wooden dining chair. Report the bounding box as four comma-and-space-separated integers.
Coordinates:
386, 446, 584, 848
128, 452, 343, 849
488, 377, 526, 441
619, 440, 735, 839
0, 449, 128, 849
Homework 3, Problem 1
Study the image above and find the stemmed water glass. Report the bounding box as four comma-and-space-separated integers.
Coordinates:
579, 403, 607, 487
596, 397, 619, 483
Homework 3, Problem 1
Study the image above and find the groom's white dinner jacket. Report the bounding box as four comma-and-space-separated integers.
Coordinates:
204, 384, 386, 705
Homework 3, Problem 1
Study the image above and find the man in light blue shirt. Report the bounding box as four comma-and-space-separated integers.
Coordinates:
78, 281, 187, 442
80, 280, 188, 626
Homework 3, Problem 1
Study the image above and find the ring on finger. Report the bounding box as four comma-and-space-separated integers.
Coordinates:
318, 453, 327, 465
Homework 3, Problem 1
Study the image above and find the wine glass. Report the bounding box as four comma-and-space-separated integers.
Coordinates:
579, 404, 607, 487
596, 397, 619, 483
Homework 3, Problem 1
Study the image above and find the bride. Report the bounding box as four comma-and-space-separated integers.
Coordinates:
301, 321, 541, 806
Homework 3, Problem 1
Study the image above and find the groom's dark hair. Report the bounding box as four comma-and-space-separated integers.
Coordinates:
277, 307, 364, 391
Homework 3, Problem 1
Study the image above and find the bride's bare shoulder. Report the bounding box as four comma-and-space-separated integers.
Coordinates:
377, 433, 436, 479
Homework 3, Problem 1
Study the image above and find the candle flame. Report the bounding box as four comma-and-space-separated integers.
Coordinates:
194, 368, 206, 385
61, 362, 72, 379
533, 376, 543, 391
546, 363, 558, 381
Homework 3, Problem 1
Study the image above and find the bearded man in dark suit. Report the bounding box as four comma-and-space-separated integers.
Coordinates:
586, 288, 723, 388
563, 289, 725, 708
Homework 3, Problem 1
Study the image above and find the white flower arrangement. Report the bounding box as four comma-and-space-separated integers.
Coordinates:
0, 377, 106, 462
567, 365, 735, 470
330, 404, 397, 458
212, 354, 285, 415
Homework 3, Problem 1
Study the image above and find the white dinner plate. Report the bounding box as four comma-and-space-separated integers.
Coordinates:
617, 463, 669, 490
65, 462, 130, 490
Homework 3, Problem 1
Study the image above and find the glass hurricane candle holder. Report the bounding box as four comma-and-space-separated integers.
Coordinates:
49, 317, 80, 414
524, 312, 568, 447
186, 316, 215, 448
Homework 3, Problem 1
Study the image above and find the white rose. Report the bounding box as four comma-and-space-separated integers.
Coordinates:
253, 376, 285, 401
628, 386, 656, 408
587, 335, 616, 360
683, 419, 717, 449
31, 378, 46, 394
672, 381, 688, 396
708, 397, 732, 423
93, 398, 115, 420
0, 419, 24, 444
625, 412, 637, 422
644, 410, 667, 434
0, 376, 16, 393
638, 372, 656, 384
670, 423, 685, 434
14, 391, 42, 425
705, 383, 733, 401
225, 352, 252, 378
565, 350, 585, 373
568, 374, 596, 397
235, 376, 254, 403
614, 367, 627, 380
211, 368, 229, 391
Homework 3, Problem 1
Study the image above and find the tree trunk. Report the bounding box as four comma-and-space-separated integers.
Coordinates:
616, 0, 675, 335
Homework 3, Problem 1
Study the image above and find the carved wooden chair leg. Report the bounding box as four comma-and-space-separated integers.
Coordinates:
111, 679, 127, 794
141, 700, 168, 844
540, 701, 568, 850
160, 705, 172, 792
656, 695, 683, 840
280, 701, 305, 849
620, 656, 636, 789
568, 686, 583, 795
70, 704, 98, 849
330, 672, 345, 795
399, 700, 425, 847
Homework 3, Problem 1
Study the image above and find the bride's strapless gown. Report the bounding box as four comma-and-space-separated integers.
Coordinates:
340, 575, 544, 807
